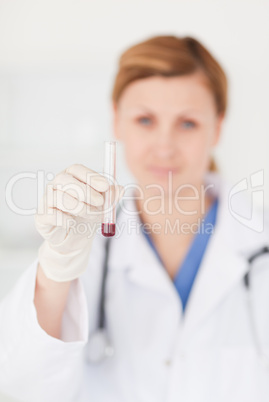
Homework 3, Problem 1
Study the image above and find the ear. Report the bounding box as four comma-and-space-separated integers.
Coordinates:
111, 102, 121, 141
212, 112, 225, 146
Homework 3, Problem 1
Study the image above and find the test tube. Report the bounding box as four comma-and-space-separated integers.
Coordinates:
102, 141, 117, 237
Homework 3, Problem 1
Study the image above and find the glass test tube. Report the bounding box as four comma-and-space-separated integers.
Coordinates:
102, 141, 116, 237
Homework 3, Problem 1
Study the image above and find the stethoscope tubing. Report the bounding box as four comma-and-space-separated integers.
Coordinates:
98, 237, 111, 330
88, 208, 269, 365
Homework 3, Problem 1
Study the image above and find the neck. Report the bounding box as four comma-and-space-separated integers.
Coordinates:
132, 180, 216, 279
134, 183, 215, 236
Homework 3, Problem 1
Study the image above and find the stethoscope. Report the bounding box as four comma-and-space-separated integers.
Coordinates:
86, 234, 269, 367
87, 236, 115, 363
243, 245, 269, 369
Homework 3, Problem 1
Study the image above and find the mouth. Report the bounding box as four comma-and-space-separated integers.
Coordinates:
147, 166, 179, 177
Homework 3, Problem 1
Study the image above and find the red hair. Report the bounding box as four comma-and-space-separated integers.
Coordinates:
111, 35, 228, 171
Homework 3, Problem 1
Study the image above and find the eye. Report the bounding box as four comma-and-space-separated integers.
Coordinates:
137, 116, 153, 126
181, 120, 196, 129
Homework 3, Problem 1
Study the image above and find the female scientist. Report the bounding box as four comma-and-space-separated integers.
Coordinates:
0, 35, 269, 402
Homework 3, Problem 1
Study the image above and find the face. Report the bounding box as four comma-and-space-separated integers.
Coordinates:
113, 72, 224, 198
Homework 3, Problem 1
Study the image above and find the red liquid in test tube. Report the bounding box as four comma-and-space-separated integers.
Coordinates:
102, 141, 117, 237
102, 223, 116, 237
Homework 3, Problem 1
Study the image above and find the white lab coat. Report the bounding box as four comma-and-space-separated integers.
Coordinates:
0, 171, 269, 402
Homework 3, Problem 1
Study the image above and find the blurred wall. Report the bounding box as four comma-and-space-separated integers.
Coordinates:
1, 0, 269, 285
1, 0, 269, 289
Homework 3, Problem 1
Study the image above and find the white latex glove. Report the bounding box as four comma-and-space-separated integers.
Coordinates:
35, 164, 124, 282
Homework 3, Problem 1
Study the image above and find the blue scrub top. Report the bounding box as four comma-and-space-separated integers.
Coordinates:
141, 198, 219, 312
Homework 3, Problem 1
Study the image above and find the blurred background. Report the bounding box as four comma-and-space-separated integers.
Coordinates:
0, 1, 268, 399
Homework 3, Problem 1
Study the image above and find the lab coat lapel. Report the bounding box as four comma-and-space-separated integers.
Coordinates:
180, 173, 268, 339
109, 198, 179, 297
127, 226, 177, 296
109, 173, 268, 335
180, 226, 248, 339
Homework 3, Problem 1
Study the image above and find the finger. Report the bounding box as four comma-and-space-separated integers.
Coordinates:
65, 164, 109, 192
47, 188, 103, 222
51, 172, 104, 207
36, 193, 75, 229
35, 195, 74, 245
36, 194, 102, 233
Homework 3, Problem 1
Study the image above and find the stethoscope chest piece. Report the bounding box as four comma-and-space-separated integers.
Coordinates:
87, 329, 115, 363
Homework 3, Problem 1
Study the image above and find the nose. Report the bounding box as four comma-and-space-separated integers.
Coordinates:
153, 128, 175, 159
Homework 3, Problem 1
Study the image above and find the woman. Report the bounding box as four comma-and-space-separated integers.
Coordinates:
0, 35, 269, 402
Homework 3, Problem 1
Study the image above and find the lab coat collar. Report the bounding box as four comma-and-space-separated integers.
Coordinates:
109, 171, 269, 334
181, 171, 268, 338
109, 188, 176, 297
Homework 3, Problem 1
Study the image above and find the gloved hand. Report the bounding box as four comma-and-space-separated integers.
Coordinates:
35, 164, 124, 282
